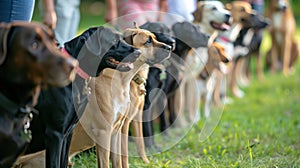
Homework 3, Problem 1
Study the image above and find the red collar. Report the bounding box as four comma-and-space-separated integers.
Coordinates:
61, 47, 90, 80
219, 36, 231, 43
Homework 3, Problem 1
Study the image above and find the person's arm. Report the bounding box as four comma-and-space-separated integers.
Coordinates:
42, 0, 57, 29
158, 0, 168, 21
105, 0, 118, 24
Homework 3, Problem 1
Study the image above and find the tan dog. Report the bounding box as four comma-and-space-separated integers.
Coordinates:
71, 27, 171, 168
266, 0, 298, 75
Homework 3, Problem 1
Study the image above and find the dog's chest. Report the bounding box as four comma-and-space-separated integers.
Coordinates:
185, 47, 209, 78
273, 12, 284, 42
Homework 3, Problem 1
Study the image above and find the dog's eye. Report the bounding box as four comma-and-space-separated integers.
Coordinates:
145, 37, 152, 45
31, 41, 39, 50
211, 7, 217, 11
240, 8, 246, 12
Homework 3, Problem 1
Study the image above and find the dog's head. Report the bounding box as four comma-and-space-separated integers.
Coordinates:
172, 21, 209, 48
193, 1, 231, 32
270, 0, 289, 12
65, 26, 141, 76
140, 22, 176, 50
123, 25, 172, 65
201, 42, 230, 78
0, 21, 78, 87
225, 1, 255, 27
243, 12, 269, 30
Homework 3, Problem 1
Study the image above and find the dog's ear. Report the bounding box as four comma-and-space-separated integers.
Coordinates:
192, 3, 204, 23
225, 3, 232, 11
0, 22, 11, 65
133, 21, 140, 29
123, 28, 137, 45
212, 42, 231, 63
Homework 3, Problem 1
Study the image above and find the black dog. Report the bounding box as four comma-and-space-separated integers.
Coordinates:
233, 12, 269, 83
25, 26, 141, 168
142, 21, 209, 149
0, 22, 77, 168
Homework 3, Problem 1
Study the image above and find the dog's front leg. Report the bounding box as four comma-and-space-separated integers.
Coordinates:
270, 33, 279, 73
110, 132, 122, 168
45, 129, 64, 168
282, 34, 292, 75
121, 117, 131, 168
131, 101, 149, 164
95, 128, 111, 168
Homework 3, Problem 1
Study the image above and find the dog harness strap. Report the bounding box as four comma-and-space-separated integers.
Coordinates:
61, 47, 90, 80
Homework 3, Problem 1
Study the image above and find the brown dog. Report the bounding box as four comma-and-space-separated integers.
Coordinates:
70, 26, 171, 168
266, 0, 298, 74
0, 21, 77, 167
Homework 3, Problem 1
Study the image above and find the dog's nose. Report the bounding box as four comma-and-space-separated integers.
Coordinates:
225, 14, 231, 20
133, 49, 141, 57
160, 45, 172, 51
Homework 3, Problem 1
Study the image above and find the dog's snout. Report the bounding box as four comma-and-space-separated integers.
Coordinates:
160, 44, 172, 51
133, 49, 141, 57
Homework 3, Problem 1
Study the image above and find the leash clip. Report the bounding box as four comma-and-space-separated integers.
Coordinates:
82, 77, 92, 95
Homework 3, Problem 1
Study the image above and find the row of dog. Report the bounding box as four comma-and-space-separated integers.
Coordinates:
0, 0, 298, 168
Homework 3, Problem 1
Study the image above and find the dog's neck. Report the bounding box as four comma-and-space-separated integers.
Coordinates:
219, 23, 243, 42
0, 71, 39, 106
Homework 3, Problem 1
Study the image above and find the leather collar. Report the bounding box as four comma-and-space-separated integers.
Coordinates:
0, 92, 36, 118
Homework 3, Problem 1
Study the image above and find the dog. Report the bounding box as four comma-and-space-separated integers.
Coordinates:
266, 0, 298, 75
177, 0, 231, 125
232, 12, 269, 88
194, 42, 230, 120
192, 0, 231, 37
74, 26, 171, 168
0, 21, 77, 168
142, 21, 209, 150
213, 1, 256, 100
16, 26, 141, 168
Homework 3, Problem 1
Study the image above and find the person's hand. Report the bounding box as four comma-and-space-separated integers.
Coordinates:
43, 11, 57, 29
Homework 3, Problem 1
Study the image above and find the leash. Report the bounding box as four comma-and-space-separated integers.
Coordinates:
61, 47, 90, 80
61, 47, 92, 96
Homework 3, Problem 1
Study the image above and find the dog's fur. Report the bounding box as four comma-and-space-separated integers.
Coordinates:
0, 21, 77, 167
176, 1, 231, 124
214, 1, 256, 100
232, 13, 269, 89
192, 1, 231, 36
183, 42, 230, 121
266, 0, 298, 75
16, 26, 141, 168
75, 27, 171, 168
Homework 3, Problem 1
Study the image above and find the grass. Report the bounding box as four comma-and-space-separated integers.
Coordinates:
32, 2, 300, 167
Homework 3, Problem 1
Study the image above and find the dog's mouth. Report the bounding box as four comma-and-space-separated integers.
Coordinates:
210, 21, 230, 31
106, 57, 134, 72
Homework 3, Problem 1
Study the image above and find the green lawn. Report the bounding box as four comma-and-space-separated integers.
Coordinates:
33, 2, 300, 167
